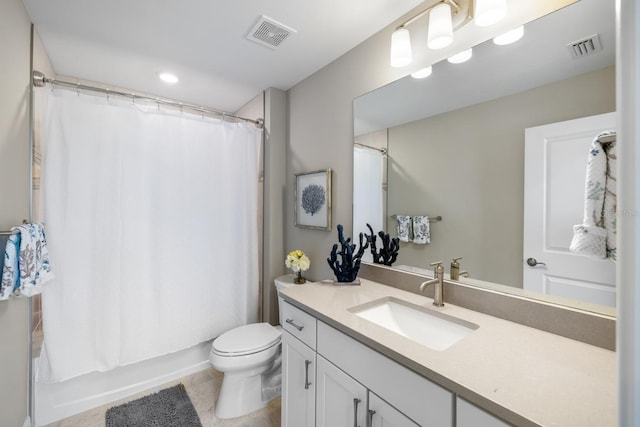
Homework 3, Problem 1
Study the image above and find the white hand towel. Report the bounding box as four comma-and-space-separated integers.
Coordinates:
396, 215, 411, 242
570, 131, 616, 260
412, 216, 430, 244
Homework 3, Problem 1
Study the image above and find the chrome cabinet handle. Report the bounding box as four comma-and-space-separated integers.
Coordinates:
526, 257, 547, 267
304, 360, 312, 390
353, 398, 361, 427
286, 318, 304, 331
367, 409, 376, 427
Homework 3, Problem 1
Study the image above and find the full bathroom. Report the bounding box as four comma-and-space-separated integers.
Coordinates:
1, 0, 639, 426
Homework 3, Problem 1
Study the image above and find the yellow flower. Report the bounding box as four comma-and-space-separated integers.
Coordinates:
285, 250, 310, 272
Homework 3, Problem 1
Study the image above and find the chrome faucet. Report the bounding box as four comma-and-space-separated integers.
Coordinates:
450, 257, 469, 281
419, 261, 445, 307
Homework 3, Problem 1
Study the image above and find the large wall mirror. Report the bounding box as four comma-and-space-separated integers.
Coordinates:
353, 0, 616, 315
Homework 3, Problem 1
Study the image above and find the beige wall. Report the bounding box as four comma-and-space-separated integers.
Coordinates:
0, 0, 34, 425
286, 1, 575, 282
387, 66, 615, 287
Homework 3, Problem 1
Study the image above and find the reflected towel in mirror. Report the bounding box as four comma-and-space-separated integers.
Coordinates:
570, 131, 617, 261
412, 216, 431, 244
396, 215, 411, 242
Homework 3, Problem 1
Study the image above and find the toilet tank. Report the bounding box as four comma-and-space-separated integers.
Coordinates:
274, 275, 297, 325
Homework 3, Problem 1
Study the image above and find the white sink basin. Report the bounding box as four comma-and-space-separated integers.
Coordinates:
349, 297, 478, 351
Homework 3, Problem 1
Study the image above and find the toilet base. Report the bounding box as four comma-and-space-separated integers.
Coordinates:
214, 367, 280, 419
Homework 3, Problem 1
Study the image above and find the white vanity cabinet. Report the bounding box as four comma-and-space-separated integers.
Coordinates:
317, 321, 453, 427
368, 392, 420, 427
282, 330, 316, 427
282, 300, 508, 427
281, 300, 319, 426
316, 355, 367, 427
456, 397, 510, 427
316, 354, 418, 427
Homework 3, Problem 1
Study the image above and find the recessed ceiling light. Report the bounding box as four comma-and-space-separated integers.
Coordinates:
158, 72, 179, 84
411, 66, 433, 79
493, 26, 524, 46
447, 48, 473, 64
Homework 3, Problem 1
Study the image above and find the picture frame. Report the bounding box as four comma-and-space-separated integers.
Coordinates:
295, 168, 332, 230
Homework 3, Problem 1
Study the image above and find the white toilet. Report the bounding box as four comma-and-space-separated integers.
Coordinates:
209, 274, 296, 419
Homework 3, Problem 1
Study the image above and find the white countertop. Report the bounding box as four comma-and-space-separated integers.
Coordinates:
281, 279, 616, 427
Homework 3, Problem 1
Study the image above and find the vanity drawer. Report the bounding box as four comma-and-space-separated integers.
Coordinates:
317, 321, 453, 427
282, 300, 317, 349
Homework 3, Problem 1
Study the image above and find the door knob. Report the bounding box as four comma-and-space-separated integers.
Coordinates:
526, 257, 546, 267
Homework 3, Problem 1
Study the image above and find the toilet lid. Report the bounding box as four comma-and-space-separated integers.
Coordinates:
213, 323, 281, 355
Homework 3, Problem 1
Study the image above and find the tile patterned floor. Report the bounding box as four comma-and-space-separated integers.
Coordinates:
45, 368, 281, 427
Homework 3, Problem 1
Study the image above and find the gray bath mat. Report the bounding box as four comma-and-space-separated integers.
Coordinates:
105, 383, 202, 427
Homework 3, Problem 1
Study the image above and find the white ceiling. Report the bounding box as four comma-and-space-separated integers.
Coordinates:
21, 0, 423, 112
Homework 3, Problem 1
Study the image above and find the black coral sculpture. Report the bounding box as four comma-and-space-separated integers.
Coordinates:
327, 224, 368, 283
365, 223, 400, 266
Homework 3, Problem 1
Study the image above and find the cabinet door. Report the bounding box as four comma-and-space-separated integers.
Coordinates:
316, 355, 367, 427
368, 392, 419, 427
456, 397, 510, 427
282, 331, 316, 427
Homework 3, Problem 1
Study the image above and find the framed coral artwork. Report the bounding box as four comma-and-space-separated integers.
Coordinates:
295, 168, 332, 230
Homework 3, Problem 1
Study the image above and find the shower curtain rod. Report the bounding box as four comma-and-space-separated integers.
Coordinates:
354, 142, 387, 154
32, 71, 264, 128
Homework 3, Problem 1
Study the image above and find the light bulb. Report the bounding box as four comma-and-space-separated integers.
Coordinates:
475, 0, 507, 27
390, 27, 412, 68
428, 3, 453, 49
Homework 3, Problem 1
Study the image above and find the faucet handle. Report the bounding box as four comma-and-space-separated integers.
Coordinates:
451, 257, 462, 267
429, 261, 443, 267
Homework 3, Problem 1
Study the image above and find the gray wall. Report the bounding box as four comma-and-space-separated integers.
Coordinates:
387, 66, 615, 287
263, 88, 287, 325
285, 1, 575, 282
0, 0, 33, 425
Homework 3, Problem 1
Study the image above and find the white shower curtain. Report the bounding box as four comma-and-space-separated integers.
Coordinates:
38, 90, 261, 383
353, 146, 385, 263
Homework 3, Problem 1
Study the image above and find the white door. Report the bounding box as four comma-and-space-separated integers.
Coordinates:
282, 332, 316, 427
523, 112, 616, 307
316, 355, 367, 427
368, 392, 419, 427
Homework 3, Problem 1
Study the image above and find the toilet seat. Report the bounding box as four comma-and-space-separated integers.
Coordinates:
213, 322, 281, 356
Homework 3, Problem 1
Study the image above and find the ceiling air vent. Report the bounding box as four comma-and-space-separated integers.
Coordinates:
246, 15, 296, 49
567, 34, 603, 59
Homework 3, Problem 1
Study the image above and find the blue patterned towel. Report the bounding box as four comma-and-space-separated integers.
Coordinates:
0, 223, 54, 299
1, 233, 21, 300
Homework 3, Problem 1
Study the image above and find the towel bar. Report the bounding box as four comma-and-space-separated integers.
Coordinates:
0, 220, 31, 235
390, 215, 442, 222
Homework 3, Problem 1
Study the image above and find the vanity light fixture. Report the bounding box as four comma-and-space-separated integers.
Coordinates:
493, 25, 524, 45
158, 72, 179, 84
390, 0, 505, 68
428, 3, 454, 49
447, 48, 473, 64
390, 27, 413, 68
411, 66, 433, 79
